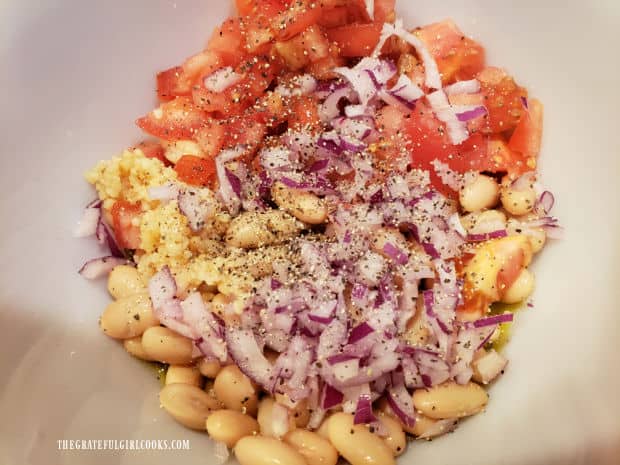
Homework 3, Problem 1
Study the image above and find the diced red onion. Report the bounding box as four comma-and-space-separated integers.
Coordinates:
467, 230, 508, 242
225, 168, 242, 197
386, 383, 416, 427
177, 188, 216, 232
348, 322, 375, 344
225, 327, 274, 389
455, 105, 487, 122
538, 190, 555, 214
511, 171, 536, 191
78, 256, 130, 279
327, 353, 359, 365
422, 242, 440, 259
353, 390, 376, 424
430, 159, 463, 191
521, 96, 529, 109
443, 79, 481, 95
472, 349, 508, 384
307, 159, 329, 173
427, 90, 469, 145
204, 66, 242, 92
320, 85, 356, 122
322, 383, 344, 409
148, 183, 179, 201
213, 441, 229, 465
74, 204, 101, 238
473, 313, 513, 328
382, 242, 409, 265
377, 20, 441, 90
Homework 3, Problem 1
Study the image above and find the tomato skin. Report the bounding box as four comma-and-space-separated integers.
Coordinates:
477, 67, 528, 134
174, 155, 217, 187
317, 6, 350, 28
373, 0, 395, 23
416, 20, 486, 84
136, 97, 209, 141
326, 23, 382, 57
207, 18, 245, 67
156, 66, 189, 102
272, 1, 322, 41
111, 201, 142, 250
509, 98, 543, 162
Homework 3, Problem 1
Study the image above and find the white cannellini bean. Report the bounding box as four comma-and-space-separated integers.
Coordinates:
141, 326, 195, 365
257, 397, 295, 438
206, 409, 259, 448
328, 412, 395, 465
462, 210, 507, 235
284, 429, 339, 465
377, 413, 407, 456
107, 265, 145, 299
213, 365, 258, 415
271, 181, 328, 224
100, 292, 159, 339
123, 336, 154, 361
225, 210, 304, 249
412, 381, 488, 419
460, 174, 500, 212
197, 358, 221, 378
159, 383, 220, 430
500, 183, 537, 216
507, 218, 546, 253
235, 436, 307, 465
165, 365, 202, 387
501, 268, 535, 304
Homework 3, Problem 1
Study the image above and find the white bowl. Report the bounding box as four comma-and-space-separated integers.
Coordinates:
1, 1, 619, 464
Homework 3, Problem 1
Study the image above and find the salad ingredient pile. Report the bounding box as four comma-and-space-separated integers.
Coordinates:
76, 0, 561, 464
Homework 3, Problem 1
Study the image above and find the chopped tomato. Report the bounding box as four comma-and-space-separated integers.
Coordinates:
287, 96, 321, 131
207, 18, 245, 67
193, 120, 226, 158
398, 101, 494, 196
253, 91, 287, 128
373, 0, 395, 23
226, 113, 267, 151
174, 155, 217, 187
326, 23, 382, 57
306, 53, 346, 80
477, 67, 528, 134
133, 141, 171, 166
181, 50, 224, 85
136, 97, 209, 140
275, 25, 330, 69
272, 1, 323, 41
156, 66, 189, 102
111, 201, 142, 250
415, 20, 485, 84
240, 0, 286, 53
509, 98, 543, 162
318, 6, 350, 28
488, 136, 529, 175
192, 56, 277, 116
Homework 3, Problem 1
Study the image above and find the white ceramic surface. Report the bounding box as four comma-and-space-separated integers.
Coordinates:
1, 1, 619, 464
